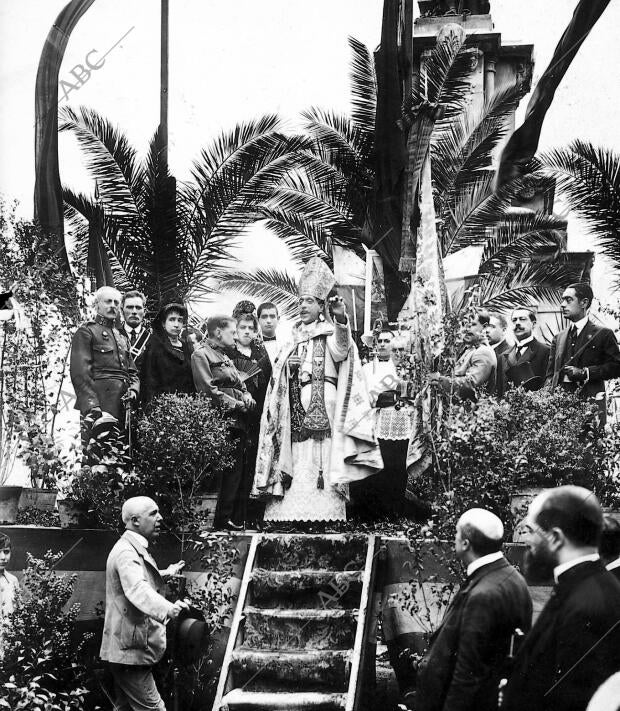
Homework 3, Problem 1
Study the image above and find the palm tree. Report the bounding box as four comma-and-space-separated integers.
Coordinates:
61, 106, 310, 307
219, 33, 581, 317
541, 140, 620, 289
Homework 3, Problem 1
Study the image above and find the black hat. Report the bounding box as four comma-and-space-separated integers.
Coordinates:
506, 361, 540, 390
0, 291, 13, 310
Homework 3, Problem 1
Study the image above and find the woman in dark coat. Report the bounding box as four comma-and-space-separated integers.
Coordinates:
140, 303, 195, 407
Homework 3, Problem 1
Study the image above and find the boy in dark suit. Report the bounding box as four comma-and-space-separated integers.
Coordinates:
414, 509, 532, 711
546, 284, 620, 418
503, 486, 620, 711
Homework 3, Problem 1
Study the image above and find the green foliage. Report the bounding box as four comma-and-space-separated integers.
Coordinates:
156, 532, 239, 710
61, 106, 309, 306
542, 140, 620, 289
0, 200, 86, 487
134, 393, 236, 530
1, 552, 90, 710
428, 388, 620, 539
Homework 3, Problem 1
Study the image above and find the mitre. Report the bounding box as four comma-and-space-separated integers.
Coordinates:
298, 257, 336, 301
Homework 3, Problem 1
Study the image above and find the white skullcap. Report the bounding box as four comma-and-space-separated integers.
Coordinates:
458, 508, 504, 540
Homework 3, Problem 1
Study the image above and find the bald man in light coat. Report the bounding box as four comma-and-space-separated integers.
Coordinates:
414, 509, 532, 711
100, 497, 188, 711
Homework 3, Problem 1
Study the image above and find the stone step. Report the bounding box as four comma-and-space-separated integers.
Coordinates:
243, 607, 358, 651
251, 568, 363, 609
231, 649, 351, 692
257, 535, 367, 571
219, 689, 346, 710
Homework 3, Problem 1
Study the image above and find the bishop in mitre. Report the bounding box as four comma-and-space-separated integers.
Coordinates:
253, 257, 383, 522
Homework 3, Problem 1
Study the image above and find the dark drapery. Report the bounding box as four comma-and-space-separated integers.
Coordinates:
34, 0, 96, 269
495, 0, 611, 189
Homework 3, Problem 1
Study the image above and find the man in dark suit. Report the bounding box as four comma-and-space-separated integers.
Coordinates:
546, 283, 620, 419
414, 509, 532, 711
497, 308, 550, 396
600, 514, 620, 583
121, 290, 152, 369
503, 486, 620, 711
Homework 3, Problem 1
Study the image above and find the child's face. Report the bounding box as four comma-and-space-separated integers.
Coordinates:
0, 546, 11, 571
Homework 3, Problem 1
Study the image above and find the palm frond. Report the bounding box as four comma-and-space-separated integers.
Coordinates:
217, 268, 299, 319
433, 83, 522, 200
259, 207, 333, 263
348, 36, 377, 134
478, 212, 567, 273
184, 123, 312, 291
302, 108, 373, 174
413, 33, 477, 118
541, 140, 620, 282
59, 105, 145, 221
477, 257, 585, 310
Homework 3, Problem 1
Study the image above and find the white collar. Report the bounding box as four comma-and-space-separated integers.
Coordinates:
492, 339, 507, 351
570, 315, 589, 336
125, 529, 149, 549
126, 324, 143, 334
607, 558, 620, 572
467, 551, 504, 577
553, 553, 599, 583
515, 335, 534, 348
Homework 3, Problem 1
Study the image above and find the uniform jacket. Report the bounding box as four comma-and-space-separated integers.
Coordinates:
139, 331, 195, 407
498, 338, 550, 396
70, 315, 139, 418
191, 338, 248, 429
503, 560, 620, 711
546, 320, 620, 398
100, 532, 173, 666
439, 343, 497, 401
416, 556, 532, 711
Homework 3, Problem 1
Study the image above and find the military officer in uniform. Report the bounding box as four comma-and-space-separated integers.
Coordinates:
70, 286, 139, 458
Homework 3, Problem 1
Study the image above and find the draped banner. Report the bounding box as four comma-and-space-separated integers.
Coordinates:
405, 155, 446, 497
495, 0, 611, 190
34, 0, 97, 269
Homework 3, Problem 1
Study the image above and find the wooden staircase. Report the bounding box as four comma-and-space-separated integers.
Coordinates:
213, 534, 379, 711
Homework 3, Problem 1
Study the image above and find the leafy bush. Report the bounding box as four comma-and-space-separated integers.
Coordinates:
0, 200, 86, 487
1, 552, 90, 710
427, 387, 620, 539
133, 393, 236, 530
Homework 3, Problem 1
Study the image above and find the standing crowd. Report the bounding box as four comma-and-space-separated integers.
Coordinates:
68, 269, 620, 530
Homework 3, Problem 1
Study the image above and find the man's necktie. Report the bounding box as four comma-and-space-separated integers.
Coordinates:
262, 336, 277, 342
565, 326, 578, 362
129, 329, 137, 346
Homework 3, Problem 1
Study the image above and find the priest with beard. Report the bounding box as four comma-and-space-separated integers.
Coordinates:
503, 486, 620, 711
252, 257, 383, 523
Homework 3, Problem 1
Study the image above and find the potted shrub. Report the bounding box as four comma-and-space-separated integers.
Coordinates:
135, 393, 235, 532
430, 388, 620, 539
17, 421, 65, 511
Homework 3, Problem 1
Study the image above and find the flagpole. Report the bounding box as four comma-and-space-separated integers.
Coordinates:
160, 0, 169, 170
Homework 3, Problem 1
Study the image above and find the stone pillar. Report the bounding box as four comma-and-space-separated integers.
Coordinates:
485, 54, 497, 99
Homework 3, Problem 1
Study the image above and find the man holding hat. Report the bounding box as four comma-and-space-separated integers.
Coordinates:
252, 257, 382, 522
100, 496, 188, 711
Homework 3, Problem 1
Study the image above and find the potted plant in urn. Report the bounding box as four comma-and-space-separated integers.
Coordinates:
135, 393, 235, 532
